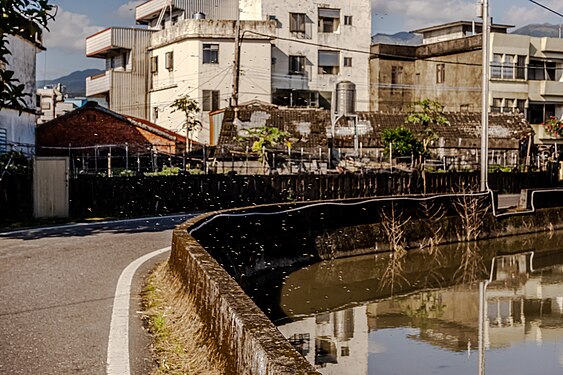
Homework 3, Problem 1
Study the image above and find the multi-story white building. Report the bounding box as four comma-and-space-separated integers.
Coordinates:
36, 84, 77, 124
240, 0, 371, 111
0, 34, 44, 155
85, 0, 372, 144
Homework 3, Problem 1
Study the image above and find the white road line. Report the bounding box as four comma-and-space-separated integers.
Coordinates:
107, 246, 171, 375
0, 214, 194, 237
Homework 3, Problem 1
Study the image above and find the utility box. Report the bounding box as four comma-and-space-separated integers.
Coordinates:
33, 157, 69, 218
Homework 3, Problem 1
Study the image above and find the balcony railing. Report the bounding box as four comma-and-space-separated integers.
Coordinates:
86, 27, 150, 58
136, 0, 177, 23
86, 28, 113, 57
86, 71, 111, 96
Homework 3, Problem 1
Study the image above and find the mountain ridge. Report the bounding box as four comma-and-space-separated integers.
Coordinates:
37, 68, 103, 97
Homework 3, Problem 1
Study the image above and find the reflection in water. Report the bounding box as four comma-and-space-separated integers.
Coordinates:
256, 231, 563, 375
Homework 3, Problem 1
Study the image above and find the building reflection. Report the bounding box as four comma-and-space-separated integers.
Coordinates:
279, 251, 563, 374
278, 306, 368, 374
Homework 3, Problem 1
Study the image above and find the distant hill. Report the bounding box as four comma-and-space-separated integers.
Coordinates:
371, 32, 422, 46
371, 23, 560, 46
37, 69, 104, 97
510, 23, 560, 37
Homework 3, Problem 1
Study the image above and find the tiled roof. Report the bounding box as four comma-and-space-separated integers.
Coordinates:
217, 105, 531, 151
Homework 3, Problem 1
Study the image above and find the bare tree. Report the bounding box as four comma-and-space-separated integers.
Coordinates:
379, 203, 411, 294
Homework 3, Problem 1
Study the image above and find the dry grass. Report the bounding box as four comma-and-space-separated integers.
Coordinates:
379, 203, 411, 293
142, 262, 228, 375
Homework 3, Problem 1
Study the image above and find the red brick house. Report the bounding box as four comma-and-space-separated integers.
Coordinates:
36, 101, 186, 155
36, 101, 192, 174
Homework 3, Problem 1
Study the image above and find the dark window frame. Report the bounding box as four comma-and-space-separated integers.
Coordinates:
318, 8, 340, 33
165, 51, 174, 71
289, 12, 306, 33
150, 56, 158, 74
289, 55, 306, 75
436, 63, 445, 84
203, 44, 219, 64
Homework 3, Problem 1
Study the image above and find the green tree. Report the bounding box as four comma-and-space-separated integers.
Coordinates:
381, 127, 425, 159
238, 126, 291, 173
406, 99, 448, 153
170, 95, 201, 154
1, 0, 55, 111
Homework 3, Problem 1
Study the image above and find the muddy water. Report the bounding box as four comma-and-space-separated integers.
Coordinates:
245, 231, 563, 375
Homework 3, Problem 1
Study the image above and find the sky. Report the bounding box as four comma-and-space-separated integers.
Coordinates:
37, 0, 563, 80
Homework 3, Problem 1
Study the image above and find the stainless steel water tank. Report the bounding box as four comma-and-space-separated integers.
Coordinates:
193, 12, 206, 19
335, 81, 356, 116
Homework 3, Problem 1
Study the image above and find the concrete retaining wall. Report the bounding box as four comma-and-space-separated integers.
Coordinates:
170, 217, 318, 374
169, 189, 563, 373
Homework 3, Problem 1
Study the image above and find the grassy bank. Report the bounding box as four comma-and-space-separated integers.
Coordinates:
142, 262, 227, 374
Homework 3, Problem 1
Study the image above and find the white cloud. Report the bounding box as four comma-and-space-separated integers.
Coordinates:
117, 1, 145, 19
500, 6, 543, 26
43, 7, 103, 52
500, 1, 562, 26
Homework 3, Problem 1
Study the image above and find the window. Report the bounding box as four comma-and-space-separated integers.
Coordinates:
528, 103, 555, 124
493, 54, 526, 80
502, 55, 515, 80
318, 8, 340, 33
516, 99, 526, 113
505, 98, 515, 112
165, 51, 174, 71
491, 98, 503, 113
151, 56, 158, 74
344, 15, 352, 26
391, 66, 403, 84
289, 13, 306, 33
202, 90, 220, 111
152, 107, 159, 121
546, 61, 556, 80
491, 54, 502, 79
318, 50, 340, 74
343, 57, 352, 67
289, 55, 305, 75
0, 128, 7, 154
288, 334, 310, 357
436, 63, 445, 83
203, 44, 219, 64
516, 56, 526, 79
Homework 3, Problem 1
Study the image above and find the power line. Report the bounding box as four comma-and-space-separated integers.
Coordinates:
528, 0, 563, 18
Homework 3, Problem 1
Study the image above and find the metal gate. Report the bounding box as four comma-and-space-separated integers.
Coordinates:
33, 157, 69, 218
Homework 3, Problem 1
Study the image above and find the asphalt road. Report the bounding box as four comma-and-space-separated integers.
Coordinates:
0, 215, 193, 375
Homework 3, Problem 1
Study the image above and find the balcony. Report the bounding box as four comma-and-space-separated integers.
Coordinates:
86, 71, 111, 96
528, 80, 563, 102
541, 37, 563, 58
86, 27, 152, 58
136, 0, 181, 24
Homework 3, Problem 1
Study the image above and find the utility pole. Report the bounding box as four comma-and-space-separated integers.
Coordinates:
231, 9, 241, 110
480, 0, 490, 191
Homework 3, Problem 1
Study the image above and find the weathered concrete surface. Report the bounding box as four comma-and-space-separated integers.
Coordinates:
170, 219, 318, 374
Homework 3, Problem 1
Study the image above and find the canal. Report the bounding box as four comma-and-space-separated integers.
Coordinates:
244, 230, 563, 374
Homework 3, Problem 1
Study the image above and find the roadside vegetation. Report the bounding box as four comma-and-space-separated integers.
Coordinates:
142, 262, 227, 375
